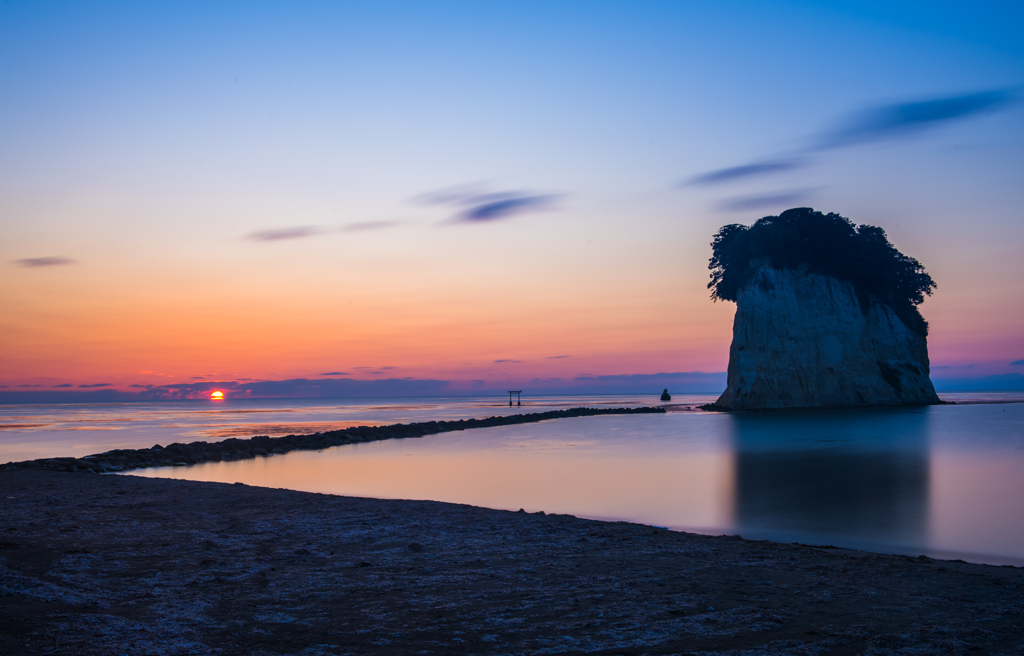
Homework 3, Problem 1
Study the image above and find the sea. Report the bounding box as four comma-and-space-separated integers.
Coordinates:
2, 393, 1023, 566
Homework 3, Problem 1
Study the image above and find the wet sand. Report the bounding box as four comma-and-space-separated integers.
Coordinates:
1, 470, 1022, 655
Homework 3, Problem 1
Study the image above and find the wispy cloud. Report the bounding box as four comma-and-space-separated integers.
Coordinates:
132, 377, 451, 400
816, 89, 1016, 150
51, 383, 73, 388
78, 383, 111, 388
247, 226, 324, 242
1011, 360, 1024, 366
685, 88, 1018, 189
14, 256, 75, 267
687, 159, 805, 186
320, 371, 349, 376
416, 184, 562, 224
544, 355, 570, 359
494, 359, 523, 363
458, 193, 558, 223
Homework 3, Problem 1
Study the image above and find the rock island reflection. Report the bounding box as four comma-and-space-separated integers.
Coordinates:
729, 408, 929, 551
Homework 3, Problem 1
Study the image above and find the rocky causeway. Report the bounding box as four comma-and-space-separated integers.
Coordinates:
2, 406, 665, 475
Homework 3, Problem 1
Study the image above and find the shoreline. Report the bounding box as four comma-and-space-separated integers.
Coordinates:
2, 469, 1022, 655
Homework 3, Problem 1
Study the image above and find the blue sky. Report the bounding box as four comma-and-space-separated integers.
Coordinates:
1, 0, 1022, 393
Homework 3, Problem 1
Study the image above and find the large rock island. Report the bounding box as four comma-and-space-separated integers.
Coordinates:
708, 208, 940, 410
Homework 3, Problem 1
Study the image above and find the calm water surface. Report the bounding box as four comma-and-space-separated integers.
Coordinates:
0, 395, 677, 462
3, 395, 1023, 566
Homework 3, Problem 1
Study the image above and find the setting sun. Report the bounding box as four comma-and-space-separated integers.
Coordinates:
210, 391, 224, 400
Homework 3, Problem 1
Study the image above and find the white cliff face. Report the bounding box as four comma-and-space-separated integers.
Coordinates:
714, 266, 940, 409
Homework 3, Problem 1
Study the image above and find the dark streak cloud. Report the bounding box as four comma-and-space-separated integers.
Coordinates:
78, 383, 111, 388
133, 377, 450, 399
686, 88, 1017, 188
319, 372, 349, 376
687, 159, 805, 186
51, 384, 73, 388
494, 359, 523, 363
457, 193, 558, 223
1011, 360, 1024, 366
544, 355, 570, 359
569, 371, 727, 394
415, 184, 562, 224
15, 256, 75, 267
247, 226, 323, 242
817, 89, 1016, 150
932, 373, 1024, 392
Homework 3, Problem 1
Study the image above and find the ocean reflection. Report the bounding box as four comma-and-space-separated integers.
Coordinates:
109, 400, 1024, 565
729, 408, 930, 549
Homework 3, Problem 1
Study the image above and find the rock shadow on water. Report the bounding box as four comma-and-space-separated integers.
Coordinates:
727, 406, 930, 551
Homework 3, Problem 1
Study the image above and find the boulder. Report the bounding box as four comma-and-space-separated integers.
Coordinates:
713, 266, 940, 410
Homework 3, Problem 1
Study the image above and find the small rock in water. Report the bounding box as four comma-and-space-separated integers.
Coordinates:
661, 388, 672, 401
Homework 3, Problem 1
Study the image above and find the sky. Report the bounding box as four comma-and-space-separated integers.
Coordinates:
1, 0, 1023, 399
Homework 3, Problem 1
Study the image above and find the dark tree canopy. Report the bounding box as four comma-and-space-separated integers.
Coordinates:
708, 208, 936, 335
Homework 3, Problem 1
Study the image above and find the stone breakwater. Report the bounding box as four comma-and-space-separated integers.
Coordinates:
3, 406, 665, 474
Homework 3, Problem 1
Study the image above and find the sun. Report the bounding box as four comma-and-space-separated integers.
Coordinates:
210, 390, 224, 400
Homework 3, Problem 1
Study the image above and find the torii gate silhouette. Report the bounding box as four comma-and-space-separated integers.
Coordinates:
507, 390, 522, 406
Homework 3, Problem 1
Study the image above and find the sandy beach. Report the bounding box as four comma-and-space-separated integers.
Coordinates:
2, 469, 1022, 655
